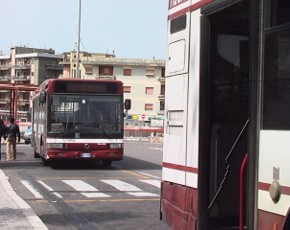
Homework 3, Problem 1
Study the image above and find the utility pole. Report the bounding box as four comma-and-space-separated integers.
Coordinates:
76, 0, 82, 78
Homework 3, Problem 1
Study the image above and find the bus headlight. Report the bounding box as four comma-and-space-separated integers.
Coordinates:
110, 143, 123, 149
47, 143, 64, 149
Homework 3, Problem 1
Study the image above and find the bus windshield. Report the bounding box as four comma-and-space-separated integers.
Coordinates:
48, 94, 123, 139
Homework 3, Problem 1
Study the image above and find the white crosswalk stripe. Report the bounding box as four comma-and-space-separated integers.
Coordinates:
22, 179, 161, 200
21, 180, 43, 199
38, 180, 62, 198
101, 179, 158, 197
139, 179, 161, 188
62, 180, 110, 198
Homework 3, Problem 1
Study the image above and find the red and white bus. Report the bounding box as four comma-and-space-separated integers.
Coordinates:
31, 78, 125, 167
161, 0, 290, 229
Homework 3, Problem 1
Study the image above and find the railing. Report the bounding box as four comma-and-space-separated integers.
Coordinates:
208, 119, 249, 209
45, 64, 63, 70
13, 76, 30, 81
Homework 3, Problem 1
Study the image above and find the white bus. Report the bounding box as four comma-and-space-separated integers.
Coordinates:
161, 0, 290, 229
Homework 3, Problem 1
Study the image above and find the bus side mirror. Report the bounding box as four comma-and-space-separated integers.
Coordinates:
124, 99, 131, 110
40, 91, 46, 104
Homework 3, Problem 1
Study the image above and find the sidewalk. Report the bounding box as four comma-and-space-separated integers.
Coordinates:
0, 169, 48, 230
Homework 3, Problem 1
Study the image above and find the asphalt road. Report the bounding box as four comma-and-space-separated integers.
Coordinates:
0, 140, 170, 230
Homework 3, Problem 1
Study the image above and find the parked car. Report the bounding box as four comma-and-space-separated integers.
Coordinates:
23, 126, 32, 144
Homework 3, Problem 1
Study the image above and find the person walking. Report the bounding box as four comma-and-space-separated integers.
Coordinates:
0, 118, 5, 160
4, 117, 20, 161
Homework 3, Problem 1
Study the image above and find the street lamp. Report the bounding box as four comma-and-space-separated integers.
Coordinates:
76, 0, 82, 79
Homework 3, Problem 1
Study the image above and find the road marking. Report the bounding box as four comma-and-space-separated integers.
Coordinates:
21, 180, 43, 199
38, 180, 62, 198
62, 180, 110, 198
63, 198, 160, 203
148, 147, 163, 151
22, 178, 161, 200
112, 166, 149, 179
36, 198, 160, 203
101, 179, 142, 192
101, 179, 158, 197
126, 192, 158, 197
139, 179, 161, 188
137, 172, 161, 179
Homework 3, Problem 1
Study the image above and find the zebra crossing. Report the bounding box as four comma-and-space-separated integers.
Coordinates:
21, 178, 161, 200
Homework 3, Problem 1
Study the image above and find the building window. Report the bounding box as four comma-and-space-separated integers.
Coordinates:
145, 103, 153, 111
160, 84, 165, 95
145, 87, 154, 95
146, 67, 155, 76
123, 86, 131, 93
123, 66, 132, 76
85, 66, 93, 75
160, 101, 165, 111
99, 66, 113, 75
161, 67, 165, 77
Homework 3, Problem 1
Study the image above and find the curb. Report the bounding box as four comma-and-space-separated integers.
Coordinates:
0, 169, 48, 230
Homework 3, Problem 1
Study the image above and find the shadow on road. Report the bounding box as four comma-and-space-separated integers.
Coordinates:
0, 153, 162, 171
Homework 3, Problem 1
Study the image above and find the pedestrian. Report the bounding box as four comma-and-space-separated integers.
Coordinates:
4, 117, 20, 161
0, 118, 6, 160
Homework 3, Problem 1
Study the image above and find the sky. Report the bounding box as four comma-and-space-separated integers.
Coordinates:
0, 0, 168, 59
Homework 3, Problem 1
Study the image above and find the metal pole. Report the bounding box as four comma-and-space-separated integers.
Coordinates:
76, 0, 82, 79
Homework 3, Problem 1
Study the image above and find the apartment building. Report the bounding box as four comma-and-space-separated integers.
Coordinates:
61, 51, 165, 120
0, 46, 62, 121
0, 47, 165, 124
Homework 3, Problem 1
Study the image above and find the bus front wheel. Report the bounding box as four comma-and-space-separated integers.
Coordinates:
42, 157, 50, 166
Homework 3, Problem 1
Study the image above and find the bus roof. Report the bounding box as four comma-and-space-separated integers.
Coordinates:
34, 78, 123, 96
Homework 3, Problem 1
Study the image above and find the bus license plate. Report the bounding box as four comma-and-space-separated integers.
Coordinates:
80, 153, 92, 158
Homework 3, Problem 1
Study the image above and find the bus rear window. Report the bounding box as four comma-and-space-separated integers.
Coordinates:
263, 28, 290, 129
170, 14, 187, 34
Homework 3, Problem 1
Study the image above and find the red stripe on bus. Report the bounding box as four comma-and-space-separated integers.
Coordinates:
258, 182, 290, 195
190, 0, 214, 11
169, 0, 189, 10
163, 162, 198, 174
168, 6, 190, 20
168, 0, 214, 20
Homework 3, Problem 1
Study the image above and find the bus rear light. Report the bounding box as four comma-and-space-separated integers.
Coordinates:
47, 143, 65, 149
110, 143, 123, 149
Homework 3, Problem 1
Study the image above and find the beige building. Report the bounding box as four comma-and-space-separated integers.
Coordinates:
0, 47, 165, 123
61, 51, 165, 120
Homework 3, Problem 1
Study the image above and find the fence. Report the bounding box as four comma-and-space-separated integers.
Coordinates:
124, 121, 163, 143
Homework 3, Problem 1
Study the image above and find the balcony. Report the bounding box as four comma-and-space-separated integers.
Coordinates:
18, 99, 30, 105
158, 94, 165, 101
46, 64, 63, 70
96, 75, 116, 80
13, 75, 30, 82
157, 110, 165, 115
158, 76, 165, 83
13, 64, 30, 69
0, 76, 11, 82
0, 64, 11, 70
0, 98, 10, 104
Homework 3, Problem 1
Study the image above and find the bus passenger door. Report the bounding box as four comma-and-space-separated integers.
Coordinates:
199, 1, 250, 229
